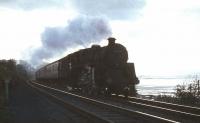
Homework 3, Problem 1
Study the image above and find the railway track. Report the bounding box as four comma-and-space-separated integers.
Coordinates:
99, 96, 200, 123
28, 82, 109, 123
128, 96, 200, 115
28, 81, 177, 123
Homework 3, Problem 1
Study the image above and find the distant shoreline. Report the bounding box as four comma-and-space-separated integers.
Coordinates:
136, 78, 193, 96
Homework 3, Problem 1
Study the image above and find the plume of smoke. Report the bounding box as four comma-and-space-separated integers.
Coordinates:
30, 16, 112, 66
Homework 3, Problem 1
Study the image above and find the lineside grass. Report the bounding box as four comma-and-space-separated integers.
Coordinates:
0, 84, 10, 123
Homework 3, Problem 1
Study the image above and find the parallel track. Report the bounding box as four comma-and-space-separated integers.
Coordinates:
128, 96, 200, 114
29, 81, 177, 123
102, 96, 200, 123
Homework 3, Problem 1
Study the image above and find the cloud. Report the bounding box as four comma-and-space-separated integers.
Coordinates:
0, 0, 145, 20
30, 16, 112, 66
0, 0, 68, 10
72, 0, 145, 20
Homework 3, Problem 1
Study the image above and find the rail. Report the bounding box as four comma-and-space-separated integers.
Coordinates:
29, 81, 178, 123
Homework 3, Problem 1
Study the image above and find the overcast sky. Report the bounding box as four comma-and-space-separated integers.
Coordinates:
0, 0, 200, 77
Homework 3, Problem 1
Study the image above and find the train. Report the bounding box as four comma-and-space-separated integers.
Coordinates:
35, 37, 139, 97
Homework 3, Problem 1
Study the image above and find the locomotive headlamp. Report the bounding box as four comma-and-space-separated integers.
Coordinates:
124, 86, 130, 91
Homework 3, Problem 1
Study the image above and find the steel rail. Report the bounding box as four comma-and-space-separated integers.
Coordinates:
128, 96, 200, 115
30, 81, 178, 123
27, 81, 113, 123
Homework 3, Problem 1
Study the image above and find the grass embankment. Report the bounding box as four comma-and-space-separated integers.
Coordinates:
0, 83, 10, 123
0, 109, 10, 123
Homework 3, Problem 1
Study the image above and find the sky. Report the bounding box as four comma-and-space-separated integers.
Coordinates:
0, 0, 200, 77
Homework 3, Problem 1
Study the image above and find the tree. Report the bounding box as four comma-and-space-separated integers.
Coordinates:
0, 59, 16, 81
0, 59, 31, 84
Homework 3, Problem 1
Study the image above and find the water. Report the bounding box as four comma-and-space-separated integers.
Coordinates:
136, 78, 194, 96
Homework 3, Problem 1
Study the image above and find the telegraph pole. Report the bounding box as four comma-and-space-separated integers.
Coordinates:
198, 80, 200, 96
4, 79, 10, 105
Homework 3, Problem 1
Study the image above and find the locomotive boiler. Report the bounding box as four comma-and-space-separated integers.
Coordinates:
35, 37, 139, 97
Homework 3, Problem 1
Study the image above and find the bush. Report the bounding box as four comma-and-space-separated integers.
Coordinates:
175, 81, 200, 105
156, 78, 200, 107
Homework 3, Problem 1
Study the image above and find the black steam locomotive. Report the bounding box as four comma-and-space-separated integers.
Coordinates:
35, 37, 139, 97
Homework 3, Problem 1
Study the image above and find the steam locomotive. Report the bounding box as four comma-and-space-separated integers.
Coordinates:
35, 37, 139, 97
